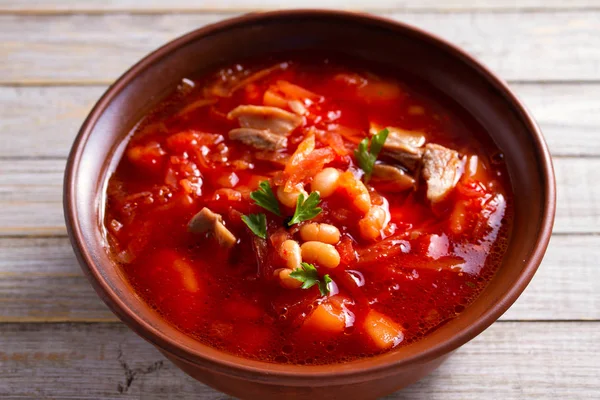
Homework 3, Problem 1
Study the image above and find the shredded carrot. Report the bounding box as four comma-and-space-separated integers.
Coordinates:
318, 131, 348, 156
263, 89, 289, 108
175, 98, 217, 117
275, 80, 321, 102
329, 125, 366, 144
281, 135, 316, 189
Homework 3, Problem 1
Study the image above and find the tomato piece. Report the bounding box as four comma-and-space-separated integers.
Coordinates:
126, 141, 166, 174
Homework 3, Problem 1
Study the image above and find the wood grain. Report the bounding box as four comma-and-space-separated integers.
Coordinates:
0, 322, 598, 399
0, 86, 105, 158
1, 0, 598, 12
2, 11, 600, 84
2, 83, 600, 159
0, 237, 116, 322
0, 234, 598, 323
0, 158, 65, 235
0, 156, 594, 235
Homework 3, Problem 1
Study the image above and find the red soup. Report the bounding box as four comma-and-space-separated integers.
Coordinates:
105, 56, 512, 365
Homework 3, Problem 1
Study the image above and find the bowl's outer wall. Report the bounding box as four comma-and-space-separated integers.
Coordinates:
65, 11, 555, 399
163, 350, 452, 400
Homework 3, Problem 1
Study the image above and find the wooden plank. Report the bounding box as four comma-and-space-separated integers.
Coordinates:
0, 158, 65, 235
0, 237, 116, 322
0, 157, 594, 236
1, 0, 598, 13
0, 234, 597, 323
501, 234, 600, 321
1, 11, 600, 84
0, 86, 105, 158
513, 83, 600, 157
2, 83, 600, 159
555, 158, 600, 234
0, 322, 597, 399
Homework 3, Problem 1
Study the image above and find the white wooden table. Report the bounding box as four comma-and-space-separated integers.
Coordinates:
1, 1, 599, 398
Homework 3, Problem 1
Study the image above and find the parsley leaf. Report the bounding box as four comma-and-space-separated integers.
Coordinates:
318, 275, 333, 297
288, 191, 322, 226
289, 262, 333, 296
250, 181, 281, 216
241, 213, 267, 239
354, 128, 389, 182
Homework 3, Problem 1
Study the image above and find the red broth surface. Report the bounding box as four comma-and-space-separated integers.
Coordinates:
105, 56, 512, 365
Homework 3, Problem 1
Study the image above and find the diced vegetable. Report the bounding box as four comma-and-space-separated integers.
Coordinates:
303, 300, 346, 334
363, 310, 404, 349
126, 141, 166, 173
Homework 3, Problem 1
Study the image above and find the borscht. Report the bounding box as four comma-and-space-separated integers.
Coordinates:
104, 56, 512, 365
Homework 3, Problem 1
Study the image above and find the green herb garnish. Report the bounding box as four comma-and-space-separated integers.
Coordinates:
289, 262, 333, 296
320, 275, 333, 296
241, 213, 267, 239
354, 128, 389, 182
288, 191, 322, 226
250, 181, 281, 216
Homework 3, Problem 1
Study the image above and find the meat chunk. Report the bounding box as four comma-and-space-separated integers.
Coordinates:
229, 128, 287, 151
188, 207, 237, 248
205, 64, 284, 98
188, 207, 220, 234
371, 164, 415, 192
228, 105, 303, 136
422, 144, 463, 203
214, 220, 237, 248
370, 123, 426, 171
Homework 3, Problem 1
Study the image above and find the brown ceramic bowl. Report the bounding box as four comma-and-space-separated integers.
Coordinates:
64, 10, 555, 400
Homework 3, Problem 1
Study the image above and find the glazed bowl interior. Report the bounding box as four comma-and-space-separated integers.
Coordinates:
65, 11, 554, 384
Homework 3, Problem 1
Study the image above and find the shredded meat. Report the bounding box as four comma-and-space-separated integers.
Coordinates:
205, 64, 284, 98
229, 128, 287, 151
371, 164, 415, 192
228, 105, 303, 136
370, 124, 426, 171
188, 207, 237, 248
422, 144, 463, 203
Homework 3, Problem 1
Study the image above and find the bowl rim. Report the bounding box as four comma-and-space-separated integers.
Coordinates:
64, 9, 556, 383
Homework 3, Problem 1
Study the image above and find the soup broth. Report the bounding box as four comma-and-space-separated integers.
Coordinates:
105, 55, 512, 365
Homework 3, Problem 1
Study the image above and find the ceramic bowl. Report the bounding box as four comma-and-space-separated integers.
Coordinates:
64, 10, 555, 400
